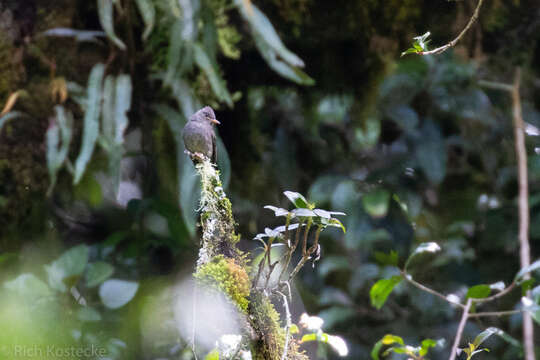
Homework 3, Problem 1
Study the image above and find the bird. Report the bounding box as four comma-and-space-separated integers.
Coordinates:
182, 106, 220, 164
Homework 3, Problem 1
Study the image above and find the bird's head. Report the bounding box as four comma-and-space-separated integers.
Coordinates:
192, 106, 220, 126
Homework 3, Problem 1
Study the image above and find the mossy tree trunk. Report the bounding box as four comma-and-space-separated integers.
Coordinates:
192, 159, 307, 360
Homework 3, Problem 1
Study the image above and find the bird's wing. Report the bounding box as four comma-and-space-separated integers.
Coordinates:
211, 132, 217, 164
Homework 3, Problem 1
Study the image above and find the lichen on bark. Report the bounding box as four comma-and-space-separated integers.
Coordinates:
191, 158, 307, 359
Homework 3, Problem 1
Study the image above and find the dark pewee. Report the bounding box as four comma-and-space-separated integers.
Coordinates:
182, 106, 220, 164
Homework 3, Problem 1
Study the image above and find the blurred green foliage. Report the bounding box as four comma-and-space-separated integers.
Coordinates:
0, 0, 539, 359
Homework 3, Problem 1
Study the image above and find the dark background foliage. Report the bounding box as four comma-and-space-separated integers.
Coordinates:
0, 0, 539, 359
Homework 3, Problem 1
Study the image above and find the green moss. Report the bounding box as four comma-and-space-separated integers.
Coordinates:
194, 255, 251, 312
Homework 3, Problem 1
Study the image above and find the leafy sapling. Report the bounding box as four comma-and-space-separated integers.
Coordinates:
254, 191, 346, 292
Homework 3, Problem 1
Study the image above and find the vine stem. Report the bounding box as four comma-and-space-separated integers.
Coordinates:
448, 298, 472, 360
419, 0, 484, 56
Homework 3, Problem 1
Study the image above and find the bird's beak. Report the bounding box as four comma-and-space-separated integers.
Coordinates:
208, 117, 221, 125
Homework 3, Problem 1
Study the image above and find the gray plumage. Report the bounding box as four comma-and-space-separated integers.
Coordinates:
182, 106, 219, 163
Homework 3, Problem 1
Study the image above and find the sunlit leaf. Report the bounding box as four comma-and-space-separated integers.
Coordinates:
419, 338, 440, 356
114, 75, 131, 144
46, 106, 73, 194
205, 349, 219, 360
264, 205, 290, 217
77, 307, 102, 322
327, 335, 349, 356
284, 191, 310, 208
4, 274, 52, 301
86, 262, 114, 287
472, 327, 500, 348
97, 0, 126, 50
99, 279, 139, 309
193, 43, 233, 107
293, 208, 316, 217
134, 0, 155, 40
253, 34, 314, 84
370, 276, 402, 309
466, 285, 491, 299
382, 334, 404, 346
235, 0, 304, 66
515, 259, 540, 283
41, 27, 106, 42
74, 63, 105, 184
404, 242, 441, 271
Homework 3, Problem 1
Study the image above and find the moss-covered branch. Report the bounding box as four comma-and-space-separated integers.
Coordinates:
192, 159, 307, 359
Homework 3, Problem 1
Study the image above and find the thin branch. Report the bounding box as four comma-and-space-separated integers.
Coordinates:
448, 298, 472, 360
471, 282, 516, 303
478, 80, 513, 92
511, 68, 536, 360
276, 291, 291, 360
419, 0, 484, 56
401, 271, 466, 309
468, 309, 523, 318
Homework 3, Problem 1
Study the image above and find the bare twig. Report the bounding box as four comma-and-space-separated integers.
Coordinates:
472, 282, 516, 303
279, 221, 305, 283
401, 271, 466, 309
276, 291, 291, 360
511, 68, 536, 360
419, 0, 484, 56
448, 298, 472, 360
468, 309, 523, 318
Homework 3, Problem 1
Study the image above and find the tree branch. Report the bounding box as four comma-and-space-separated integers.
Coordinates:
468, 309, 523, 318
511, 68, 536, 360
448, 298, 472, 360
419, 0, 484, 56
401, 271, 466, 309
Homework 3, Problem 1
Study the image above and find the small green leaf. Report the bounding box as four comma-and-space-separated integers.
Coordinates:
419, 338, 439, 356
134, 0, 155, 40
205, 349, 219, 360
99, 279, 139, 309
293, 208, 316, 217
381, 334, 404, 346
45, 245, 90, 292
371, 340, 383, 360
370, 276, 402, 309
466, 285, 492, 299
74, 63, 105, 184
289, 324, 299, 334
404, 242, 441, 270
97, 0, 127, 50
264, 205, 290, 217
472, 327, 500, 348
374, 250, 399, 267
362, 189, 391, 218
77, 307, 102, 322
4, 273, 52, 301
301, 333, 318, 342
86, 262, 114, 287
284, 191, 310, 208
515, 259, 540, 283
